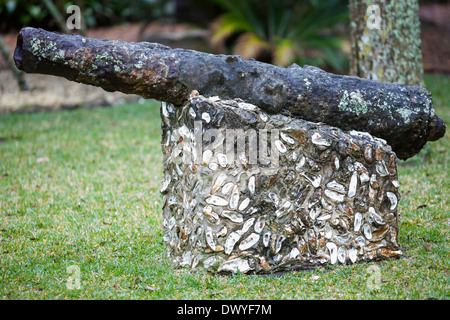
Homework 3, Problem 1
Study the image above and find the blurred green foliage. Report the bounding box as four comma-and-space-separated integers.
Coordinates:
0, 0, 174, 32
211, 0, 349, 71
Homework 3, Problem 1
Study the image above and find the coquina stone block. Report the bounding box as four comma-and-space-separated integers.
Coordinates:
160, 92, 403, 274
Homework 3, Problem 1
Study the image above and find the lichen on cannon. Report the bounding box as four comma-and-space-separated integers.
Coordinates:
160, 93, 402, 274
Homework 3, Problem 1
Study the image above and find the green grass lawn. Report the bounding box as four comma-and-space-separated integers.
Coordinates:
0, 75, 448, 300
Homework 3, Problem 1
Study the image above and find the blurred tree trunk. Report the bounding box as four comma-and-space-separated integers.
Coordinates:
349, 0, 424, 86
0, 35, 28, 91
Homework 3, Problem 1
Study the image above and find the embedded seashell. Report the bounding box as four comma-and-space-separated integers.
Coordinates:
239, 218, 255, 235
348, 171, 358, 198
246, 207, 258, 215
205, 227, 216, 251
372, 225, 389, 240
354, 212, 363, 232
238, 153, 248, 169
202, 149, 213, 165
280, 132, 295, 145
289, 247, 300, 259
388, 153, 397, 175
178, 125, 191, 139
302, 173, 322, 188
334, 233, 352, 244
175, 163, 183, 177
370, 174, 379, 189
192, 254, 201, 269
238, 198, 251, 211
218, 258, 251, 273
326, 242, 338, 264
311, 132, 331, 147
368, 186, 377, 203
221, 211, 244, 223
389, 226, 399, 247
205, 195, 228, 206
392, 180, 400, 188
254, 217, 266, 233
368, 207, 385, 226
163, 233, 171, 243
248, 176, 256, 194
211, 173, 227, 194
275, 235, 286, 254
334, 156, 340, 170
161, 102, 170, 117
359, 171, 370, 184
224, 232, 241, 254
217, 226, 227, 237
355, 235, 366, 247
309, 206, 321, 220
263, 231, 271, 247
238, 102, 257, 111
203, 205, 219, 221
290, 151, 299, 161
217, 153, 228, 167
268, 192, 280, 206
201, 112, 211, 123
364, 144, 374, 163
208, 162, 218, 171
386, 192, 398, 211
366, 240, 387, 252
307, 229, 317, 253
239, 233, 260, 251
276, 201, 292, 218
337, 246, 347, 264
298, 238, 308, 255
378, 248, 402, 258
258, 256, 270, 269
349, 248, 358, 263
229, 185, 240, 210
321, 197, 333, 211
354, 162, 370, 184
168, 217, 176, 230
221, 182, 234, 195
295, 156, 306, 172
274, 140, 287, 154
363, 223, 373, 240
324, 225, 333, 239
203, 256, 217, 269
376, 160, 389, 177
160, 177, 171, 194
189, 107, 196, 118
259, 112, 268, 122
326, 181, 347, 194
181, 251, 193, 266
324, 189, 345, 203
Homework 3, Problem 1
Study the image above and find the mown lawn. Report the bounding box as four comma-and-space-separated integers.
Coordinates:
0, 75, 448, 300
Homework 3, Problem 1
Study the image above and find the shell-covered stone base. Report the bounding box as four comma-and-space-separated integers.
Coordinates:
160, 93, 403, 274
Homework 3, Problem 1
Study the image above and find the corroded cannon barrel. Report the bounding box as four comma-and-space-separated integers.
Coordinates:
14, 27, 445, 159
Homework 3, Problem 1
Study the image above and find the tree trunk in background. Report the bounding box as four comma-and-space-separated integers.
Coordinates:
349, 0, 424, 86
0, 35, 28, 91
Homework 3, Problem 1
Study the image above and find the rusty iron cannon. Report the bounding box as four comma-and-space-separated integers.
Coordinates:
14, 27, 445, 160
